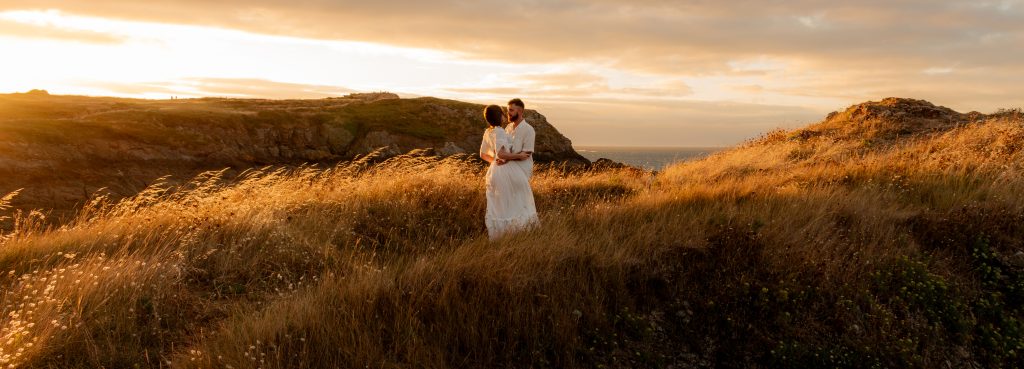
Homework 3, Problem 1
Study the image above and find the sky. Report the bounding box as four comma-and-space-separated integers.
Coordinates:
0, 1, 1022, 146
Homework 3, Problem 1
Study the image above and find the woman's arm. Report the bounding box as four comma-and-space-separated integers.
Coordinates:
480, 131, 505, 164
481, 152, 506, 165
496, 146, 522, 161
501, 151, 531, 161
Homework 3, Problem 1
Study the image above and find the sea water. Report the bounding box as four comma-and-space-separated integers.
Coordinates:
576, 146, 725, 171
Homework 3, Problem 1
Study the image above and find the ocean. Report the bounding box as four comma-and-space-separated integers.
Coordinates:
576, 146, 726, 171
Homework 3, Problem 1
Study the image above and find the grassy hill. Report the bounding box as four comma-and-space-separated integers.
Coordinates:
0, 92, 587, 222
1, 97, 1023, 368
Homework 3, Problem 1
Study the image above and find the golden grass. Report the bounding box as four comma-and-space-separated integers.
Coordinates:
2, 106, 1024, 368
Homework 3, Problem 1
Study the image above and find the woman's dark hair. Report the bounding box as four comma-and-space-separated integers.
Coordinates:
484, 104, 504, 127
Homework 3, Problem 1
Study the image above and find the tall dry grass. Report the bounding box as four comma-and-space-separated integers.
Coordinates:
0, 155, 649, 368
1, 106, 1024, 368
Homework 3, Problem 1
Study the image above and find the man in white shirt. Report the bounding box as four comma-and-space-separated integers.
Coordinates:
504, 98, 536, 179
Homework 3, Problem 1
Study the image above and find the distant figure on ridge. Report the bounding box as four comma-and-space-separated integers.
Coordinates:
479, 99, 539, 240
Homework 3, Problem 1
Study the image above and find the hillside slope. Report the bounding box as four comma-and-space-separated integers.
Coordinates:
0, 92, 587, 217
1, 98, 1023, 368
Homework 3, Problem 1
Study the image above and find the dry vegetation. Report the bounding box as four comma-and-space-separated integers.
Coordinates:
1, 98, 1024, 368
0, 92, 583, 219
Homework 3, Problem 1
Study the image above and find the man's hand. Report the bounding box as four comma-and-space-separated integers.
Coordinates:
495, 158, 507, 165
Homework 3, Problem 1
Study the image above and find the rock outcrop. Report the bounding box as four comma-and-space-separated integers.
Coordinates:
792, 97, 982, 143
0, 93, 589, 217
523, 110, 589, 164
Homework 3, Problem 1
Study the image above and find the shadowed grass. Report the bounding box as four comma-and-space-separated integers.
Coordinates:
2, 99, 1024, 368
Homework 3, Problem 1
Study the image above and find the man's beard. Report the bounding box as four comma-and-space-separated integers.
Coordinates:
509, 113, 519, 122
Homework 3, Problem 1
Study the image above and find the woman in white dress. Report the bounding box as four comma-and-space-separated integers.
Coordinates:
479, 105, 539, 240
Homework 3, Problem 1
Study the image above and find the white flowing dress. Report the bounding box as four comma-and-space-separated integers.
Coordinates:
481, 127, 539, 240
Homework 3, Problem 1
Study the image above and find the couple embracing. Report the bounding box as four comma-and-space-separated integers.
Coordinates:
479, 98, 539, 240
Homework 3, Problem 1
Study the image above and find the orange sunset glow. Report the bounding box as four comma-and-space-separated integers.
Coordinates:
2, 1, 1019, 145
6, 2, 1024, 368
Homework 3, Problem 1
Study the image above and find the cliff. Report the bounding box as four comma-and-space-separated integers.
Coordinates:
0, 92, 588, 215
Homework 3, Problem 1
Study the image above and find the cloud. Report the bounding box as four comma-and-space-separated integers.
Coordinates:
2, 1, 1020, 107
922, 67, 955, 75
182, 78, 356, 98
730, 84, 765, 94
446, 71, 691, 99
2, 1, 1019, 72
616, 79, 693, 98
521, 72, 610, 92
1, 1, 1022, 144
90, 78, 356, 99
0, 18, 124, 43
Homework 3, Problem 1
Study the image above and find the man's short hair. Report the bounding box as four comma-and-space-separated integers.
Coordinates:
508, 98, 525, 109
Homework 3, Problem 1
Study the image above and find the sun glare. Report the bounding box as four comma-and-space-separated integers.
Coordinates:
0, 9, 726, 105
0, 9, 501, 98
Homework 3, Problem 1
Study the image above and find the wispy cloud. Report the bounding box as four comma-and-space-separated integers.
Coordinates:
0, 18, 124, 43
1, 1, 1021, 145
90, 78, 355, 99
922, 67, 955, 75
